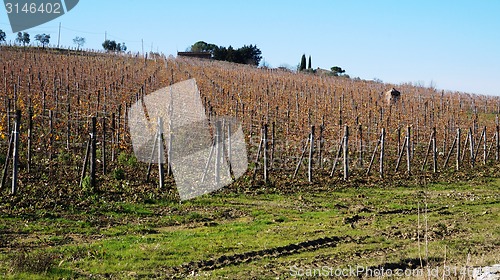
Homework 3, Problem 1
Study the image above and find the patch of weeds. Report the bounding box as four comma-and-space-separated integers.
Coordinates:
81, 175, 94, 193
112, 168, 125, 180
117, 151, 128, 165
95, 149, 102, 160
10, 249, 57, 274
57, 149, 72, 164
118, 151, 137, 167
248, 162, 256, 170
127, 155, 138, 167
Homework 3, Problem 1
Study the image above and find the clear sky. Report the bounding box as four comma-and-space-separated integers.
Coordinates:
1, 1, 499, 96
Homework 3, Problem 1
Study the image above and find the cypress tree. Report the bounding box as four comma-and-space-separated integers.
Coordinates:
308, 55, 312, 69
299, 54, 306, 71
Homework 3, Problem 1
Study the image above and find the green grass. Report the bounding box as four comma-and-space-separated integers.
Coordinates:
0, 178, 499, 279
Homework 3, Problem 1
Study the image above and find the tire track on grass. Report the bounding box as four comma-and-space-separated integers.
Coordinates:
171, 235, 366, 275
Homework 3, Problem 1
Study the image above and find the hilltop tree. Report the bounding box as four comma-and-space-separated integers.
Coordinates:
0, 29, 6, 43
238, 44, 262, 66
198, 42, 262, 66
15, 32, 21, 45
190, 41, 208, 52
23, 32, 30, 45
102, 39, 116, 51
16, 32, 30, 46
224, 46, 235, 62
331, 66, 346, 76
73, 36, 86, 50
117, 42, 127, 52
102, 40, 126, 52
35, 34, 50, 49
189, 41, 217, 54
308, 55, 312, 69
299, 54, 306, 71
213, 46, 228, 61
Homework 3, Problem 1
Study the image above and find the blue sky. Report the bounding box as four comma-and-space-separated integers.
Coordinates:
1, 1, 499, 95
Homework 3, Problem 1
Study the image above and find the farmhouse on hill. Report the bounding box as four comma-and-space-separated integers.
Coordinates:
384, 88, 401, 105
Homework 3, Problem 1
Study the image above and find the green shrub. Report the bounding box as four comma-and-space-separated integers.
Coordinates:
57, 149, 72, 163
81, 175, 93, 193
127, 155, 138, 167
113, 168, 125, 180
118, 151, 129, 165
118, 151, 138, 167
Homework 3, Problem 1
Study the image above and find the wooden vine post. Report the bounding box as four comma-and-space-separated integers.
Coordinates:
66, 101, 71, 150
318, 124, 324, 169
358, 124, 363, 168
483, 127, 487, 165
343, 125, 349, 181
366, 128, 385, 177
11, 110, 21, 195
48, 110, 54, 161
90, 117, 97, 191
294, 128, 314, 180
456, 128, 461, 171
102, 116, 107, 175
432, 127, 437, 173
227, 121, 234, 179
406, 125, 411, 174
79, 135, 92, 189
158, 117, 165, 188
111, 113, 116, 162
215, 120, 222, 186
263, 123, 268, 183
469, 128, 475, 167
270, 122, 275, 168
395, 125, 411, 174
251, 123, 269, 182
27, 107, 33, 174
379, 128, 385, 178
422, 127, 437, 172
330, 136, 343, 177
308, 125, 315, 183
496, 125, 500, 162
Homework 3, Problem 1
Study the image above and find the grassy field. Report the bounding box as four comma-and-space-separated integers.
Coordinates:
0, 175, 499, 279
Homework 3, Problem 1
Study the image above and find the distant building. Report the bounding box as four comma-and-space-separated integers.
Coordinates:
384, 88, 401, 105
177, 52, 212, 59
